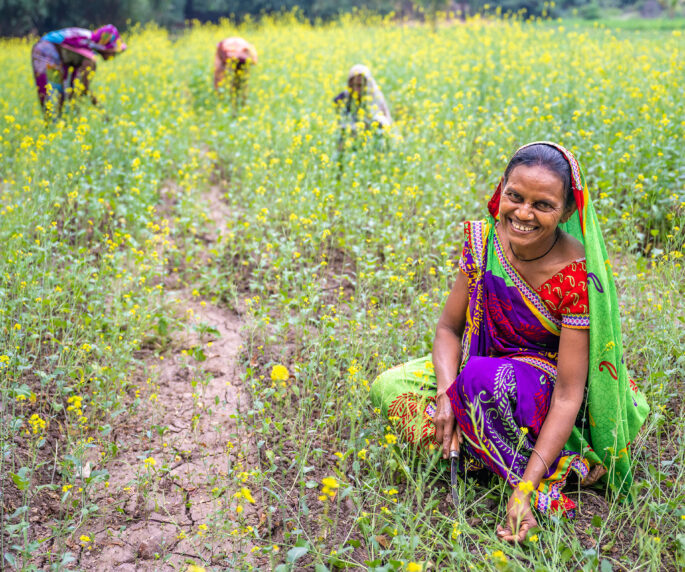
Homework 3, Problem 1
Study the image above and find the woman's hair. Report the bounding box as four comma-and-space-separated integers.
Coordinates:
503, 144, 574, 209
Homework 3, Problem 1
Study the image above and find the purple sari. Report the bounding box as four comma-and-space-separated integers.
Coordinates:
446, 220, 589, 515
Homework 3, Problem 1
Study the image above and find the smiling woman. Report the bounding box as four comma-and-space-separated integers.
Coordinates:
370, 142, 649, 543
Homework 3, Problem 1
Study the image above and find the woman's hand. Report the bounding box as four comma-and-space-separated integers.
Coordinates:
432, 271, 469, 459
496, 488, 538, 543
433, 393, 462, 459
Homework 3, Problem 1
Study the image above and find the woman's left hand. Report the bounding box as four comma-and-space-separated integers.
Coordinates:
496, 488, 538, 543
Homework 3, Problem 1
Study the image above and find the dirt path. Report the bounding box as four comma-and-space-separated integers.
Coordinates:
74, 185, 258, 570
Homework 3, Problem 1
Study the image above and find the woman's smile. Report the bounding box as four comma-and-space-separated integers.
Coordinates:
372, 141, 646, 547
510, 220, 537, 233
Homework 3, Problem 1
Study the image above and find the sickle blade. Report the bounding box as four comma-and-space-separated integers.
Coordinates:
450, 450, 459, 507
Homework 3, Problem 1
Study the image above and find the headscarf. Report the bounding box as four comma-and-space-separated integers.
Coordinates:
487, 141, 649, 497
217, 37, 258, 65
347, 64, 392, 127
91, 25, 126, 53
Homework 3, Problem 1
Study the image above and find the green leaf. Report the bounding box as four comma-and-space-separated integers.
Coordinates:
194, 322, 220, 337
7, 506, 28, 520
60, 552, 76, 566
10, 467, 31, 491
157, 316, 168, 336
287, 545, 309, 562
190, 345, 207, 362
559, 543, 574, 563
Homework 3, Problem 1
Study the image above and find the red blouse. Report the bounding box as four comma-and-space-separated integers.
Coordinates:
536, 259, 590, 329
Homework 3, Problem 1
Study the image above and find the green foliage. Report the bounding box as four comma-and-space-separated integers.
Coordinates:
0, 0, 178, 36
7, 0, 678, 36
0, 0, 49, 35
207, 0, 396, 20
578, 1, 602, 18
657, 0, 685, 17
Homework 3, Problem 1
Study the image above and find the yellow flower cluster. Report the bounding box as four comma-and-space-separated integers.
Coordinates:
66, 395, 83, 415
319, 476, 340, 501
270, 364, 289, 381
233, 486, 256, 515
28, 413, 46, 434
234, 486, 256, 504
517, 479, 536, 494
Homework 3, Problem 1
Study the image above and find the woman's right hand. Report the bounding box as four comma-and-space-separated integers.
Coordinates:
433, 393, 461, 459
432, 271, 469, 459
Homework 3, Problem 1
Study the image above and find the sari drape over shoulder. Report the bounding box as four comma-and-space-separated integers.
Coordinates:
335, 65, 392, 135
32, 26, 125, 112
486, 142, 649, 498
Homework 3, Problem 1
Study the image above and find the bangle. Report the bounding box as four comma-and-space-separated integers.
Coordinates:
531, 448, 550, 474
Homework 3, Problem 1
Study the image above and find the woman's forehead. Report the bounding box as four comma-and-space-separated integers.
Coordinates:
505, 165, 565, 195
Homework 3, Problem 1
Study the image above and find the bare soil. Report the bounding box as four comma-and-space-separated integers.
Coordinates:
75, 298, 255, 570
72, 184, 259, 570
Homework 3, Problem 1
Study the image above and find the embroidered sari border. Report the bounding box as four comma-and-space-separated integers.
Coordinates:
466, 220, 488, 271
511, 355, 557, 378
562, 314, 590, 329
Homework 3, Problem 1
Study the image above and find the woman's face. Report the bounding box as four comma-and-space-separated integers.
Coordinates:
498, 164, 570, 254
348, 74, 366, 96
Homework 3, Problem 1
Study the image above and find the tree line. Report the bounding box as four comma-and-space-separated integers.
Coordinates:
0, 0, 667, 37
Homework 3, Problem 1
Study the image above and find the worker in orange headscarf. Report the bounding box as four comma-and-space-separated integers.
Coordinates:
214, 37, 257, 108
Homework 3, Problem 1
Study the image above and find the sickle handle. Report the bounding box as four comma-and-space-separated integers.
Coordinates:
449, 431, 460, 457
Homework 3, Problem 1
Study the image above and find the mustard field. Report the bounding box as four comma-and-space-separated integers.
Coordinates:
1, 14, 683, 571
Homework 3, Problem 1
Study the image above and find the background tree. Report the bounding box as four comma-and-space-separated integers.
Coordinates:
412, 0, 451, 28
0, 0, 178, 36
1, 0, 681, 37
657, 0, 683, 17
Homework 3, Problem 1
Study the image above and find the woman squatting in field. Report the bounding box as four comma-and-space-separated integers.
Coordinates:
371, 142, 648, 542
333, 64, 392, 153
